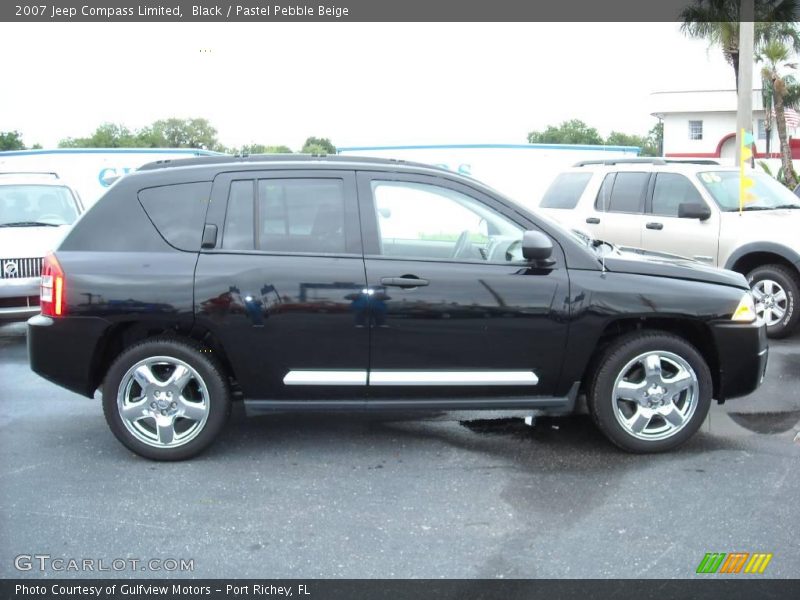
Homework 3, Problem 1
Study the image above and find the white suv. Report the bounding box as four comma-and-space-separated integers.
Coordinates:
538, 159, 800, 338
0, 173, 83, 320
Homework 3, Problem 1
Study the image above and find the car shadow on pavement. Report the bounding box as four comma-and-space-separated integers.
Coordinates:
206, 407, 753, 465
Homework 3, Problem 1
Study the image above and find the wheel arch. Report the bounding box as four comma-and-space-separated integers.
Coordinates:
88, 320, 239, 396
724, 243, 800, 279
580, 317, 722, 401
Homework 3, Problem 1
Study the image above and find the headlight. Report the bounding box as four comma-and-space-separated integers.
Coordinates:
732, 291, 757, 323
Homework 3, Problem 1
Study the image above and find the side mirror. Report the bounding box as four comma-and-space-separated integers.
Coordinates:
678, 202, 712, 220
522, 230, 554, 262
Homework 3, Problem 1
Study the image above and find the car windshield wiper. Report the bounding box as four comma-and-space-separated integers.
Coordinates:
772, 204, 800, 209
0, 221, 61, 227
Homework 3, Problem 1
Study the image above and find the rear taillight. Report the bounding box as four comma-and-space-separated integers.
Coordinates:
40, 252, 66, 317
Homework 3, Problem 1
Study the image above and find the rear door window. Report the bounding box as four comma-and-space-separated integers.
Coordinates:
595, 172, 648, 213
220, 177, 350, 255
258, 179, 345, 253
540, 172, 593, 209
222, 180, 256, 250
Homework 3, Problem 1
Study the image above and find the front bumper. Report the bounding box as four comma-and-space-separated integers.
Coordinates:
711, 321, 769, 401
0, 277, 40, 320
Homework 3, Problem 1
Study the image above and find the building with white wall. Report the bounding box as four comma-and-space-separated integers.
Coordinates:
651, 89, 799, 165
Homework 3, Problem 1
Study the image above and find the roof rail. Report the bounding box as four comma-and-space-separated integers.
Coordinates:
573, 158, 720, 167
0, 171, 60, 179
662, 159, 720, 165
136, 153, 449, 172
573, 158, 667, 167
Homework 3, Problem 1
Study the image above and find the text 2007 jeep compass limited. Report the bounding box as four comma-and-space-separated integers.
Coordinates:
28, 156, 768, 460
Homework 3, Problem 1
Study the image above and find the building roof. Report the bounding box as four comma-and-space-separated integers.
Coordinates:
651, 89, 767, 116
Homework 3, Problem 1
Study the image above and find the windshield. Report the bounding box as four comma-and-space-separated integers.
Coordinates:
0, 184, 80, 226
697, 171, 800, 211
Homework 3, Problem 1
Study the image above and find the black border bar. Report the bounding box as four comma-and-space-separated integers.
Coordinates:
3, 579, 800, 600
2, 0, 799, 22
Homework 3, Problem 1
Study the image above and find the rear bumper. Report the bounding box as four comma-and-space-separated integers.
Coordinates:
711, 321, 769, 401
27, 314, 111, 398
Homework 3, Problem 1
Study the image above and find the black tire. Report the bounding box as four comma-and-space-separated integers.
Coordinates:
746, 264, 800, 339
102, 337, 231, 461
587, 331, 712, 453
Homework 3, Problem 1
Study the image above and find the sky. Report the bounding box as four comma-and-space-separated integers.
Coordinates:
0, 22, 738, 150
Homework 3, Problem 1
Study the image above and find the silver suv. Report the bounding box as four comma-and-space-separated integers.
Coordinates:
538, 159, 800, 338
0, 173, 83, 320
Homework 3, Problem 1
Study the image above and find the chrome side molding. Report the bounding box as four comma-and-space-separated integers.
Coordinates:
283, 370, 538, 386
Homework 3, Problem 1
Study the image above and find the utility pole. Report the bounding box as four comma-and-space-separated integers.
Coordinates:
736, 0, 755, 165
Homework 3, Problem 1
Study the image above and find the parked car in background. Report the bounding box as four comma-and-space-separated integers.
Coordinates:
0, 173, 84, 320
336, 143, 640, 208
538, 158, 800, 338
27, 155, 767, 460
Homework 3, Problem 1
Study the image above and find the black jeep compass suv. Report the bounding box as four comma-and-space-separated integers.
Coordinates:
27, 156, 768, 460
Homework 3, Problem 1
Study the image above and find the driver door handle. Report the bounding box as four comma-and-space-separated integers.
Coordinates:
586, 217, 601, 224
646, 222, 664, 230
380, 276, 429, 288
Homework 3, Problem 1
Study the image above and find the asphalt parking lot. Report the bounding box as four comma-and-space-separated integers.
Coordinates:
0, 321, 798, 579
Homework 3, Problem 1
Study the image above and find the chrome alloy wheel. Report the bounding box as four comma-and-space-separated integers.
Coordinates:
117, 356, 210, 448
752, 279, 788, 327
611, 351, 699, 441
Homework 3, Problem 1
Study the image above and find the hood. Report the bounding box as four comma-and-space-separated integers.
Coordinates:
720, 209, 800, 247
0, 225, 70, 259
604, 247, 748, 289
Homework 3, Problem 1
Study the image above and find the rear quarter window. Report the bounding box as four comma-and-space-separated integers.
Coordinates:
595, 172, 648, 213
539, 173, 593, 209
138, 182, 212, 251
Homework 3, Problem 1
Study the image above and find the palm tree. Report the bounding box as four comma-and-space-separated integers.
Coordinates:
680, 0, 800, 92
758, 39, 800, 188
760, 78, 774, 153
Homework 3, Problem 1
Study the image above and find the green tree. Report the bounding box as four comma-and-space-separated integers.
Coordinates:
301, 136, 336, 154
527, 120, 603, 145
602, 125, 663, 157
139, 118, 221, 150
645, 121, 664, 157
59, 122, 143, 148
680, 0, 800, 91
238, 144, 293, 154
0, 130, 26, 151
758, 39, 800, 188
605, 131, 648, 148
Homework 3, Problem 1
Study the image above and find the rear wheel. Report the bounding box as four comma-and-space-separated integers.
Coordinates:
587, 332, 712, 453
102, 337, 230, 460
747, 264, 799, 339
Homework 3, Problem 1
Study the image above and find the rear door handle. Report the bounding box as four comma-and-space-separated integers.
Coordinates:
380, 276, 429, 288
646, 222, 664, 230
586, 217, 601, 224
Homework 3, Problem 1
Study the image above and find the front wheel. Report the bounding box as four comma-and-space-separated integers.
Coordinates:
102, 337, 231, 460
587, 332, 712, 453
747, 264, 800, 339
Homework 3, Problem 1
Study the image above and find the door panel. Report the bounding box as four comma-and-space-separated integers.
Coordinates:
357, 172, 570, 398
602, 213, 645, 248
194, 170, 369, 400
641, 173, 720, 262
594, 171, 648, 248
